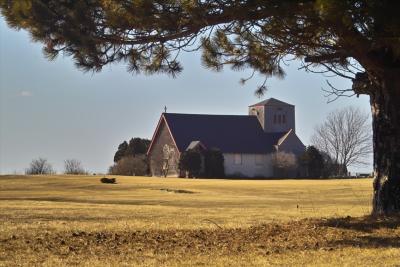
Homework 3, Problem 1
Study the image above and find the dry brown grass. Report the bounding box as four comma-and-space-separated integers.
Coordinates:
1, 175, 399, 266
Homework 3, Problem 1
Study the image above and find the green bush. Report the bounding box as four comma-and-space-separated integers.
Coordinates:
179, 150, 202, 178
203, 149, 225, 178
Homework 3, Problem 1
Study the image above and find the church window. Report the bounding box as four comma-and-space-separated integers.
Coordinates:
278, 114, 281, 124
274, 114, 277, 124
234, 154, 242, 165
282, 114, 286, 123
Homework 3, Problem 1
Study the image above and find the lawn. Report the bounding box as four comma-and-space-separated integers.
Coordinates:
1, 175, 399, 266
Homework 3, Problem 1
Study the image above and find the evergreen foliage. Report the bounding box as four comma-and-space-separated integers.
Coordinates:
299, 146, 325, 178
114, 141, 128, 163
203, 149, 225, 178
113, 138, 150, 163
179, 150, 202, 178
2, 1, 398, 95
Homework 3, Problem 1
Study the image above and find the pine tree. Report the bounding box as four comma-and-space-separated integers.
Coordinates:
113, 141, 128, 163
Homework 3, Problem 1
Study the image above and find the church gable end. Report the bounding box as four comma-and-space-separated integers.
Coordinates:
147, 116, 180, 177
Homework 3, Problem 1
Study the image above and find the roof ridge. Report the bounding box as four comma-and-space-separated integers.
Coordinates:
249, 98, 294, 107
164, 113, 253, 117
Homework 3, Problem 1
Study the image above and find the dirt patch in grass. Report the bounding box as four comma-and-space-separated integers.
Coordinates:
158, 188, 197, 194
1, 216, 399, 265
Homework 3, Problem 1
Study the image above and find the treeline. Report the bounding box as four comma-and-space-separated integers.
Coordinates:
269, 146, 352, 178
298, 146, 349, 178
179, 146, 348, 179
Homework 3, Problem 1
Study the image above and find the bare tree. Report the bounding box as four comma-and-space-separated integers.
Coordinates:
25, 158, 54, 175
312, 107, 372, 176
162, 144, 177, 178
64, 159, 86, 175
271, 151, 298, 178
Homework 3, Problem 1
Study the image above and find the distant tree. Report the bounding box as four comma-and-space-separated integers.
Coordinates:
179, 150, 202, 178
272, 152, 298, 178
299, 146, 325, 178
113, 138, 150, 163
109, 155, 148, 176
26, 158, 54, 175
203, 149, 225, 178
64, 159, 86, 175
312, 107, 372, 176
113, 141, 128, 163
127, 138, 151, 156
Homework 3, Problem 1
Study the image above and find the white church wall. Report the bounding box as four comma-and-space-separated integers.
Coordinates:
224, 153, 274, 178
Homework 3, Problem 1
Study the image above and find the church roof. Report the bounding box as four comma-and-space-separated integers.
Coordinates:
163, 113, 287, 154
186, 140, 206, 151
249, 98, 294, 107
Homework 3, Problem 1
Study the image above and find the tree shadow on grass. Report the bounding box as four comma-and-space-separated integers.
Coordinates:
319, 215, 400, 233
329, 235, 400, 249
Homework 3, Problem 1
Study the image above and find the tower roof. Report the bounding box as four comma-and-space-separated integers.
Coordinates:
249, 98, 294, 107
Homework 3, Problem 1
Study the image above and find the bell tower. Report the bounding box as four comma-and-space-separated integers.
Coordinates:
249, 98, 295, 133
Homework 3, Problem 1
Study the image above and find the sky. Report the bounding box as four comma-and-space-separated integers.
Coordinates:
0, 17, 372, 175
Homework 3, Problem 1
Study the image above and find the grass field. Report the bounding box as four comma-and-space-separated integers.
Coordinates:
1, 175, 399, 266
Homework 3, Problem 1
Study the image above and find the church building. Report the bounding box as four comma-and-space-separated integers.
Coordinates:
147, 98, 306, 178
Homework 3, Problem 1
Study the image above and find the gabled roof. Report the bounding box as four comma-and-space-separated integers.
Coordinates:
186, 141, 206, 151
162, 113, 287, 154
249, 98, 294, 107
277, 129, 293, 146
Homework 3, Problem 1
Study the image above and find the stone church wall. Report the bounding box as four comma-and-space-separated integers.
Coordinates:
148, 119, 180, 177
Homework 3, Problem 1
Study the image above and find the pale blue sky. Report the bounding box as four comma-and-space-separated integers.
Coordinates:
0, 17, 372, 174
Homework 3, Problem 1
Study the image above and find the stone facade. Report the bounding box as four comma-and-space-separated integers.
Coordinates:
148, 118, 180, 177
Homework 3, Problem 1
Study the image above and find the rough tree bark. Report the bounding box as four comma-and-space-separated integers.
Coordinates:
369, 73, 400, 215
355, 71, 400, 215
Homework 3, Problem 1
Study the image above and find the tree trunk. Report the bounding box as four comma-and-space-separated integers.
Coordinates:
370, 75, 400, 215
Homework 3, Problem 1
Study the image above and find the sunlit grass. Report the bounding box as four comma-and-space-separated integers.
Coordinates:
0, 175, 372, 231
2, 175, 397, 266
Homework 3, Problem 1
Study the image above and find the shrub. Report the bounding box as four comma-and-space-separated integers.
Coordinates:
179, 150, 202, 178
271, 151, 298, 178
64, 159, 87, 175
100, 177, 116, 184
25, 158, 54, 175
109, 155, 148, 176
298, 146, 325, 178
203, 149, 225, 178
